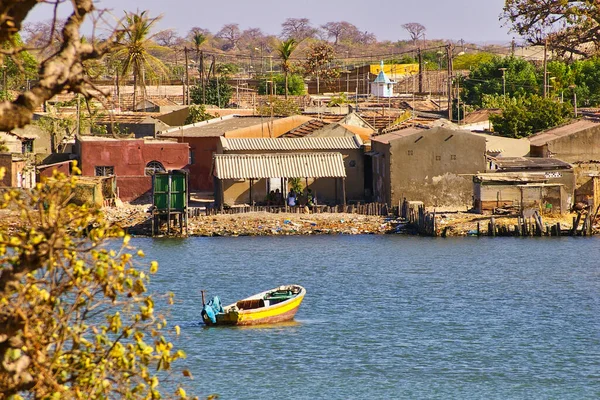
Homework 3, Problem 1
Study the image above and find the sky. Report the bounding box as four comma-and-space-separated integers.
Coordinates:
26, 0, 513, 44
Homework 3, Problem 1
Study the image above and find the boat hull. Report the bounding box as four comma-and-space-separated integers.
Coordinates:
203, 285, 305, 326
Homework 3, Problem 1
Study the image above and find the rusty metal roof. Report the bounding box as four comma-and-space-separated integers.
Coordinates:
213, 153, 346, 179
281, 118, 330, 137
491, 157, 572, 171
220, 136, 362, 151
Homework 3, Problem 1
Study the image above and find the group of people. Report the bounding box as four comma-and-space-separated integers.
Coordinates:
266, 188, 316, 207
286, 189, 315, 208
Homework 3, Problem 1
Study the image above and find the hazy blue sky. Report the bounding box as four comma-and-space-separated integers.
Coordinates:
27, 0, 513, 44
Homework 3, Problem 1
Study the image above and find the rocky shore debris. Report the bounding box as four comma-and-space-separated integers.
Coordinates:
98, 204, 594, 237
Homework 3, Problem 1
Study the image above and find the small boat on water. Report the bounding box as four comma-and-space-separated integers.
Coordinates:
201, 285, 306, 326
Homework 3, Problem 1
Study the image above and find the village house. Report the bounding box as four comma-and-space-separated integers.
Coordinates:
75, 136, 189, 201
370, 126, 487, 208
473, 157, 575, 214
529, 118, 600, 162
216, 135, 364, 205
158, 115, 316, 192
213, 153, 347, 209
0, 125, 51, 156
0, 153, 35, 188
529, 118, 600, 210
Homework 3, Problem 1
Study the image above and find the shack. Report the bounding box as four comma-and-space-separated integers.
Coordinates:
213, 153, 347, 208
218, 136, 365, 203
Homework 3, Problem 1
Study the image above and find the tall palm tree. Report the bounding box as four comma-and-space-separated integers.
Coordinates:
192, 31, 206, 63
277, 38, 298, 99
113, 11, 168, 111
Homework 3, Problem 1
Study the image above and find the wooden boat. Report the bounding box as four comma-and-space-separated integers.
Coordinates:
201, 285, 306, 326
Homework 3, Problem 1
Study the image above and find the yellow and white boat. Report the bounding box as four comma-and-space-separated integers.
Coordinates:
201, 285, 306, 326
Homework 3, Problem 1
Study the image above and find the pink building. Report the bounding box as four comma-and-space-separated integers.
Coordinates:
76, 137, 189, 201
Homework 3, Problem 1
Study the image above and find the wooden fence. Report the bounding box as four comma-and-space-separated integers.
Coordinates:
196, 202, 389, 217
399, 199, 596, 237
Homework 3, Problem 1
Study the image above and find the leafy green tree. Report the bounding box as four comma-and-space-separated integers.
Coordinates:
185, 104, 217, 124
257, 73, 305, 96
0, 170, 192, 399
570, 58, 600, 107
1, 34, 38, 92
276, 38, 298, 99
113, 10, 169, 110
461, 56, 539, 107
190, 77, 232, 107
452, 52, 494, 71
328, 92, 349, 107
490, 95, 572, 138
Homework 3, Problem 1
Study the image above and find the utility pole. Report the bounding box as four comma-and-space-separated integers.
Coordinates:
446, 44, 453, 121
456, 72, 461, 125
184, 47, 190, 105
200, 51, 205, 104
418, 48, 423, 93
543, 38, 548, 98
499, 68, 507, 101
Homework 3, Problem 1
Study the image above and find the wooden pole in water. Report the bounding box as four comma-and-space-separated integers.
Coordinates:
201, 290, 206, 306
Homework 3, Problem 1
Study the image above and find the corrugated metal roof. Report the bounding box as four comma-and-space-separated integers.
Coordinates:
491, 156, 572, 170
213, 153, 346, 179
220, 136, 362, 151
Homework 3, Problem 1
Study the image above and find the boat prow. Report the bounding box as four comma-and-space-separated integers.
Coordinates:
201, 284, 306, 326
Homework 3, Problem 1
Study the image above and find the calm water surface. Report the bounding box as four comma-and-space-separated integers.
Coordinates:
137, 236, 600, 399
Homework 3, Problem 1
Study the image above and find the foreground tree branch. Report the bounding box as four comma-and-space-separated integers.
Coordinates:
503, 0, 600, 58
0, 0, 118, 131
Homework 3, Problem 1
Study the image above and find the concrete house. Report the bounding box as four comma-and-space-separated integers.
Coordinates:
370, 126, 487, 208
216, 135, 364, 205
529, 119, 600, 162
0, 125, 50, 156
529, 118, 600, 208
76, 136, 189, 201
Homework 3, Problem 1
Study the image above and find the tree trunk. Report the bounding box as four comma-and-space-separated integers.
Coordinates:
284, 70, 289, 99
132, 73, 137, 112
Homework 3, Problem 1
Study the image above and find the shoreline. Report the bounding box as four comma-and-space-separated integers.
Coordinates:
101, 205, 595, 238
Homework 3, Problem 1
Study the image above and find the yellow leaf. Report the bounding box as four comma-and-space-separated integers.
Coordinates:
123, 235, 131, 245
137, 249, 145, 257
150, 261, 159, 274
175, 325, 181, 335
177, 387, 187, 398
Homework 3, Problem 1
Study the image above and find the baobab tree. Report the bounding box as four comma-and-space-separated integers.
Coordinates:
402, 22, 427, 47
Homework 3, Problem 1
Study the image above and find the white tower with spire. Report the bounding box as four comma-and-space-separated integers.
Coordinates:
370, 60, 395, 98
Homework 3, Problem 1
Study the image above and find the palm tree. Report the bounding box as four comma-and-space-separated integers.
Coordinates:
113, 11, 168, 111
192, 30, 207, 63
277, 38, 298, 99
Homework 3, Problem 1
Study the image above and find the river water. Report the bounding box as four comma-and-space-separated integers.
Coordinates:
137, 236, 600, 399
